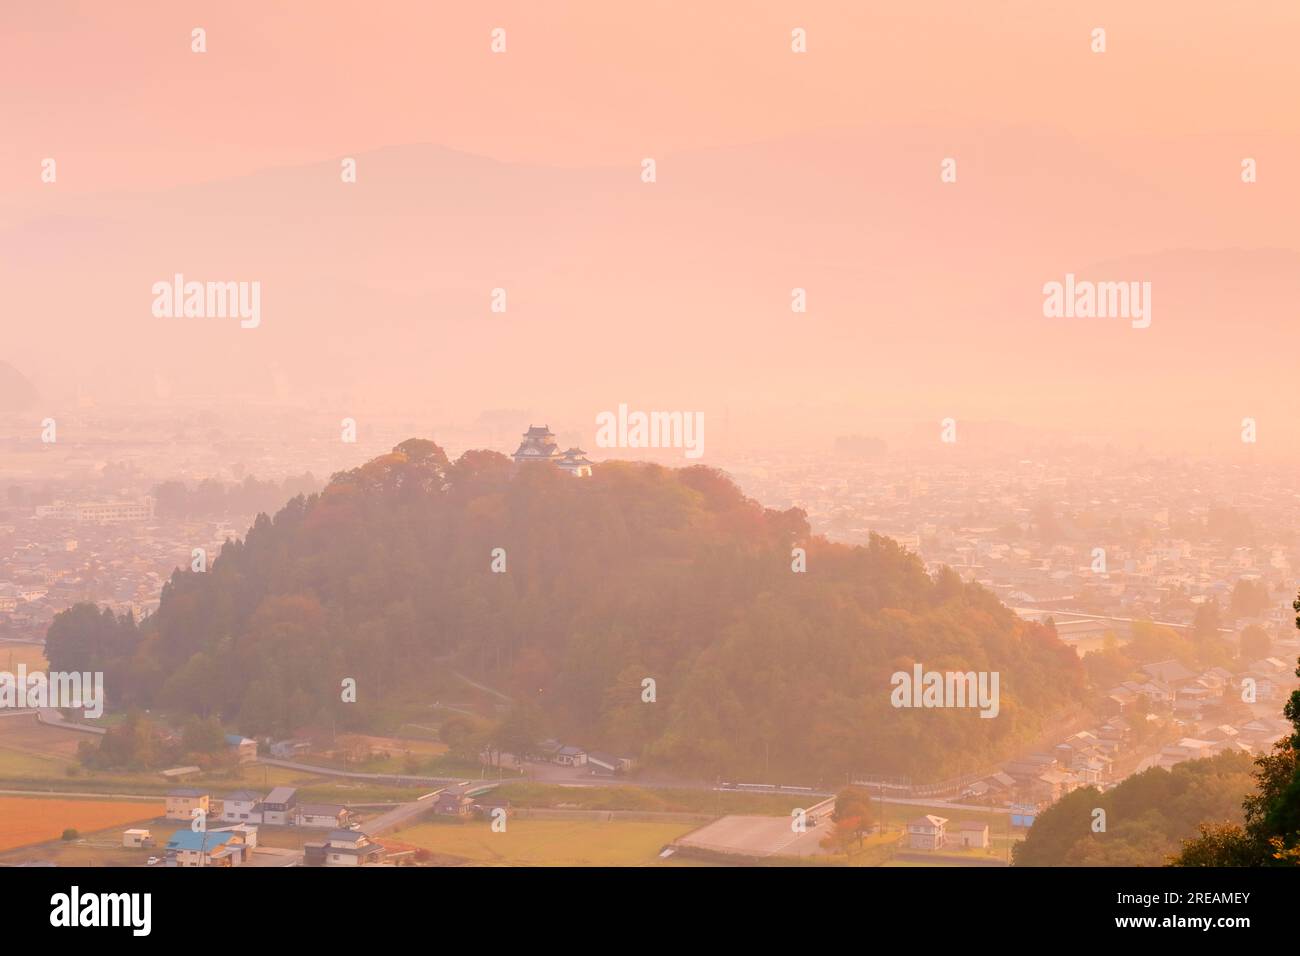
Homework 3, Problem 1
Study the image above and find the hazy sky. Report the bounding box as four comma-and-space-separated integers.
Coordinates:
1, 1, 1297, 456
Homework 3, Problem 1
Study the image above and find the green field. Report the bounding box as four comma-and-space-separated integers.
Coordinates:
394, 818, 694, 866
0, 747, 70, 777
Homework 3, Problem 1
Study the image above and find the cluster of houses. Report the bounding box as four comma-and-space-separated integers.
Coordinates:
164, 786, 352, 830
956, 716, 1139, 808
1107, 656, 1295, 721
955, 656, 1297, 813
0, 502, 248, 638
156, 786, 389, 867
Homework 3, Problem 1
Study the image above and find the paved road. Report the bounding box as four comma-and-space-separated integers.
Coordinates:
362, 780, 500, 836
259, 757, 465, 788
0, 787, 160, 801
362, 792, 441, 835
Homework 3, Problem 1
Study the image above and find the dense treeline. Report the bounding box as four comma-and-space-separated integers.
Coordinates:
46, 438, 1085, 781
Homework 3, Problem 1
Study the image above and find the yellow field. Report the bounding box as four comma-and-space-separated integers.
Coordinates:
396, 818, 694, 866
0, 716, 83, 760
334, 733, 449, 757
0, 796, 163, 852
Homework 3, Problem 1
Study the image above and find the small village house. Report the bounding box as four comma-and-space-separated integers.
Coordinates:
257, 787, 298, 826
122, 828, 154, 848
225, 734, 258, 763
164, 788, 209, 822
907, 815, 948, 850
164, 829, 247, 867
295, 803, 351, 829
304, 830, 385, 866
220, 790, 262, 823
957, 821, 990, 849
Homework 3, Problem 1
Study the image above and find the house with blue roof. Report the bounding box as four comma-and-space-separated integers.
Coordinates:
164, 828, 247, 867
224, 734, 258, 763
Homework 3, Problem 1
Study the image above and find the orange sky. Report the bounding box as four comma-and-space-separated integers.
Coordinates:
4, 1, 1297, 189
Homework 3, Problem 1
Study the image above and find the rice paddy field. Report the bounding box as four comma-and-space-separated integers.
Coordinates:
392, 817, 695, 866
0, 795, 163, 852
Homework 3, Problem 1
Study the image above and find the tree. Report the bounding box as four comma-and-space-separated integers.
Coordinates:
1192, 601, 1221, 637
492, 704, 545, 765
62, 439, 1090, 783
825, 786, 875, 850
181, 715, 226, 755
1230, 580, 1271, 620
1239, 625, 1271, 663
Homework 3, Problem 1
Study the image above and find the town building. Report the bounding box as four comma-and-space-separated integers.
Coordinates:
512, 427, 593, 477
122, 829, 154, 848
295, 804, 351, 829
907, 815, 948, 850
164, 789, 209, 822
257, 787, 298, 826
164, 829, 247, 867
512, 425, 561, 464
556, 448, 594, 478
304, 830, 385, 867
957, 821, 990, 849
219, 790, 262, 823
225, 734, 258, 763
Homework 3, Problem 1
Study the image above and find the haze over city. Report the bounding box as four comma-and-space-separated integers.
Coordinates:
0, 2, 1296, 934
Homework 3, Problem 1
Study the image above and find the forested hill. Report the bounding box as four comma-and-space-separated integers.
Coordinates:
46, 439, 1085, 781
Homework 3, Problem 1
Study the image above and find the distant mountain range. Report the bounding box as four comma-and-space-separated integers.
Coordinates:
2, 128, 1297, 451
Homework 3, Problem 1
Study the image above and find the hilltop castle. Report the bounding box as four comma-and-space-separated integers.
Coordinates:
512, 425, 593, 478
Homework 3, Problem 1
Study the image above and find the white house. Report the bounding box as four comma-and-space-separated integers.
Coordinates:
220, 790, 263, 823
295, 804, 351, 829
304, 830, 385, 867
907, 815, 948, 850
957, 821, 990, 849
555, 746, 588, 767
122, 829, 154, 848
258, 787, 298, 826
